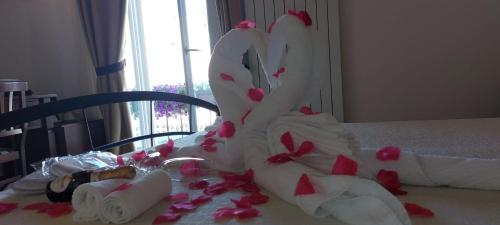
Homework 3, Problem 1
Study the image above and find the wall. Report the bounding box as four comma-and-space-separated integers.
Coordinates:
340, 0, 500, 122
0, 0, 96, 99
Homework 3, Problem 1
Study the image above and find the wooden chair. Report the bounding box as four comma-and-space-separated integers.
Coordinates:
0, 80, 28, 188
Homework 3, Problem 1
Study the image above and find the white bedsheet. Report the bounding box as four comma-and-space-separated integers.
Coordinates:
1, 118, 499, 225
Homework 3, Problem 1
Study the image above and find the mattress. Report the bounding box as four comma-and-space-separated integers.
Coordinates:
1, 118, 499, 225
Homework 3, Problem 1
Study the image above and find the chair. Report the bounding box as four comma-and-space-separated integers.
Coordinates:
0, 80, 28, 188
0, 91, 219, 153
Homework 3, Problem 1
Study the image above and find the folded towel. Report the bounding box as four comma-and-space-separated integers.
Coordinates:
100, 170, 172, 224
72, 179, 129, 223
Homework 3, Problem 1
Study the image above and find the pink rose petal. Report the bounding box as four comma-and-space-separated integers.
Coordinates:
293, 141, 315, 157
280, 131, 294, 152
231, 198, 252, 208
132, 150, 147, 162
267, 21, 276, 33
273, 67, 285, 78
219, 169, 253, 183
203, 182, 229, 196
267, 153, 293, 164
190, 195, 212, 206
247, 88, 265, 102
116, 155, 125, 166
377, 170, 401, 190
376, 146, 401, 161
188, 180, 209, 190
299, 106, 319, 115
159, 139, 174, 159
204, 130, 216, 138
241, 182, 260, 193
179, 160, 202, 177
219, 121, 236, 138
202, 144, 218, 152
294, 174, 315, 196
241, 192, 269, 205
332, 154, 358, 176
220, 73, 235, 81
0, 202, 17, 214
46, 202, 72, 218
153, 212, 182, 224
404, 202, 434, 217
165, 192, 189, 202
235, 20, 256, 29
169, 202, 197, 213
288, 10, 312, 26
234, 207, 261, 219
213, 207, 236, 220
240, 110, 251, 125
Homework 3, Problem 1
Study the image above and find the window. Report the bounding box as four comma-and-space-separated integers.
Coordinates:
124, 0, 216, 149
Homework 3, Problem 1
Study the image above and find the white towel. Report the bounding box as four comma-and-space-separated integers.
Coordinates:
72, 179, 129, 223
100, 170, 172, 224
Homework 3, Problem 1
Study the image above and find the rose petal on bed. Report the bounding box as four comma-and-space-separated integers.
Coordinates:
299, 106, 319, 115
0, 202, 17, 214
23, 202, 52, 211
404, 202, 434, 217
288, 10, 312, 26
247, 88, 265, 102
377, 170, 401, 190
293, 141, 315, 157
332, 154, 358, 176
231, 198, 252, 208
46, 202, 72, 218
204, 182, 229, 196
388, 188, 408, 196
219, 121, 236, 138
201, 137, 216, 147
179, 160, 202, 177
219, 73, 235, 81
273, 67, 285, 78
110, 183, 133, 193
219, 169, 254, 182
188, 180, 210, 190
235, 20, 256, 29
152, 212, 182, 224
190, 195, 212, 206
241, 192, 269, 205
241, 182, 260, 193
267, 153, 293, 164
132, 150, 147, 161
159, 139, 174, 159
169, 202, 197, 213
376, 146, 401, 161
240, 110, 251, 125
202, 144, 218, 152
116, 156, 125, 166
267, 20, 275, 33
165, 192, 189, 202
204, 130, 216, 138
280, 131, 294, 152
294, 174, 315, 196
214, 207, 237, 220
234, 207, 261, 219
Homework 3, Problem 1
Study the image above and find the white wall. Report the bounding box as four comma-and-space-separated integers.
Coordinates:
0, 0, 96, 99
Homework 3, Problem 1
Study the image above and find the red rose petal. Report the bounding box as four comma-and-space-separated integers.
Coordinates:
46, 202, 72, 218
332, 154, 358, 176
153, 212, 182, 224
241, 182, 260, 193
241, 192, 269, 205
132, 150, 147, 161
165, 192, 189, 202
203, 182, 229, 196
288, 9, 312, 26
376, 146, 401, 161
219, 121, 236, 138
142, 156, 163, 167
179, 160, 202, 177
190, 195, 212, 206
377, 170, 401, 190
299, 106, 319, 115
169, 202, 197, 213
159, 139, 174, 159
234, 207, 261, 219
231, 198, 252, 208
214, 207, 237, 220
267, 21, 276, 33
240, 110, 251, 125
110, 183, 132, 193
273, 67, 285, 78
202, 144, 217, 152
220, 73, 235, 81
267, 153, 293, 164
294, 174, 315, 196
219, 169, 253, 182
201, 138, 216, 147
235, 20, 256, 29
404, 202, 434, 218
293, 141, 315, 157
116, 156, 125, 166
188, 180, 209, 190
247, 88, 265, 102
0, 202, 17, 214
280, 131, 294, 152
204, 130, 216, 138
23, 202, 52, 211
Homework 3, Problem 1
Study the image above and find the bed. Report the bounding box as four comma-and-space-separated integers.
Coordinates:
1, 118, 500, 225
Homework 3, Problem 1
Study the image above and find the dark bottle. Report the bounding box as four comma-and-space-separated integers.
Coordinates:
45, 166, 136, 202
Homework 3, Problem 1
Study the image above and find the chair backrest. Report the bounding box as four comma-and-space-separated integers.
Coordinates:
0, 91, 219, 152
0, 80, 28, 115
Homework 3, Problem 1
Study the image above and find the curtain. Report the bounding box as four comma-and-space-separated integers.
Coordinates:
78, 0, 133, 154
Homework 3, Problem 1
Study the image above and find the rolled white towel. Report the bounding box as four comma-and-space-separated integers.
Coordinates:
100, 170, 172, 224
72, 179, 130, 223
